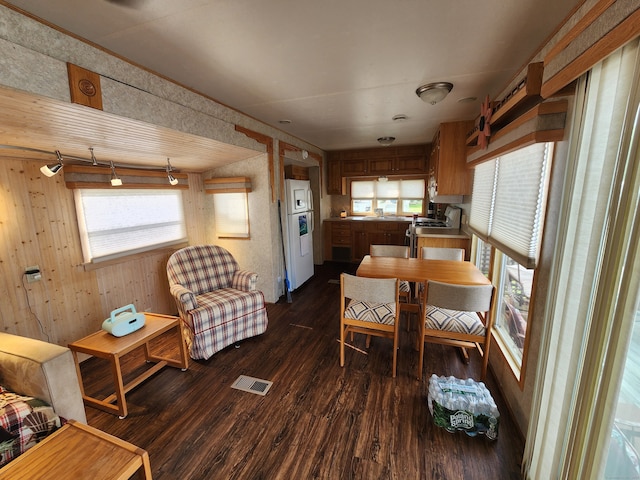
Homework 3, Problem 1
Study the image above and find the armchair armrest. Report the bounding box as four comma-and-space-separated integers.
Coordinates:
232, 270, 258, 291
170, 284, 198, 311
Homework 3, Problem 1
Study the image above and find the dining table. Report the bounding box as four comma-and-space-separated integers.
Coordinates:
356, 255, 491, 286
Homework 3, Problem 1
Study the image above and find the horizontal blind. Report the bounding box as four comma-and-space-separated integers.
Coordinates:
469, 160, 497, 240
400, 179, 425, 198
491, 142, 552, 268
376, 180, 400, 198
75, 189, 186, 263
214, 192, 249, 238
351, 180, 375, 198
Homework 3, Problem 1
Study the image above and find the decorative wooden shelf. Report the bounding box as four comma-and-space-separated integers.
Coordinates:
466, 62, 544, 147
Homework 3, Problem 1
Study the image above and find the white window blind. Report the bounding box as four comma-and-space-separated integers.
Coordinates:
470, 142, 552, 268
469, 160, 497, 239
214, 192, 249, 238
351, 181, 375, 198
400, 179, 425, 198
376, 180, 400, 198
75, 189, 187, 263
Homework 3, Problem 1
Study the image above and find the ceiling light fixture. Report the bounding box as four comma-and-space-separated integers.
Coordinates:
40, 150, 64, 177
377, 136, 395, 146
166, 158, 179, 186
392, 114, 408, 121
110, 160, 122, 186
415, 82, 454, 105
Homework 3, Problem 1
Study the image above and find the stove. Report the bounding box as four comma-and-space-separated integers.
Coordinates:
406, 206, 462, 257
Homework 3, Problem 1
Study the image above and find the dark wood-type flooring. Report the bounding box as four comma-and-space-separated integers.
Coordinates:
81, 262, 524, 479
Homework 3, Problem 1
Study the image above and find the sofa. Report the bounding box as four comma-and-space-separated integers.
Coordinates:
0, 332, 87, 466
167, 245, 268, 360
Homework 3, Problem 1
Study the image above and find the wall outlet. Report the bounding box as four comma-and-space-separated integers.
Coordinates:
25, 265, 41, 283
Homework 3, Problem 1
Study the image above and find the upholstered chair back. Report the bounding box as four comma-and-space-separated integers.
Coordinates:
167, 245, 239, 295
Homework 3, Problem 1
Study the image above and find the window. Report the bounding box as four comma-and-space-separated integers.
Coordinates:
351, 179, 425, 215
74, 189, 187, 263
494, 253, 532, 365
213, 192, 249, 238
470, 142, 552, 268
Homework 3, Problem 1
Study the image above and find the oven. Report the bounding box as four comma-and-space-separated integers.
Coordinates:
406, 206, 462, 257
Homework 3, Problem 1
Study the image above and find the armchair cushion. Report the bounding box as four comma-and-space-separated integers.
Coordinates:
167, 245, 268, 360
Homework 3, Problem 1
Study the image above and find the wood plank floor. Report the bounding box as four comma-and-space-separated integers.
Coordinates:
81, 262, 524, 479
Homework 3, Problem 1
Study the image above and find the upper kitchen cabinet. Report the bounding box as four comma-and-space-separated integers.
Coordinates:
327, 154, 346, 195
368, 144, 428, 175
429, 121, 473, 196
327, 145, 428, 191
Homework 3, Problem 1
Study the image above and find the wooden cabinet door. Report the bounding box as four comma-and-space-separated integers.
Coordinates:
368, 158, 394, 175
327, 159, 345, 195
395, 155, 426, 174
351, 223, 369, 261
342, 158, 368, 176
431, 121, 472, 196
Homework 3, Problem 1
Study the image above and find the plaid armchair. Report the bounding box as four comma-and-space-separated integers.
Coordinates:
166, 245, 268, 360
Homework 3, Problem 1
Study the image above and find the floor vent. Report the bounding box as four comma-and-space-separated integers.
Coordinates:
328, 279, 340, 284
231, 375, 273, 396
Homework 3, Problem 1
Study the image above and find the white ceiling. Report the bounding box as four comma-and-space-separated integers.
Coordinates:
4, 0, 580, 152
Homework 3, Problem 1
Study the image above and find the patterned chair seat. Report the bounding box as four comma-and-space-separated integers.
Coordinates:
344, 299, 396, 325
425, 305, 486, 336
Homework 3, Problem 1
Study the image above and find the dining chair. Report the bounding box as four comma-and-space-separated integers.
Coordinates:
370, 245, 411, 302
417, 280, 496, 380
416, 247, 465, 306
420, 246, 465, 261
340, 273, 400, 377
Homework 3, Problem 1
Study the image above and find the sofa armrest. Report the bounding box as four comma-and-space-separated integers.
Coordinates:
0, 332, 87, 424
170, 284, 198, 311
232, 270, 258, 291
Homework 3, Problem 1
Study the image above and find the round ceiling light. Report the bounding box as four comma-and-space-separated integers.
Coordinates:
377, 136, 396, 146
415, 82, 454, 105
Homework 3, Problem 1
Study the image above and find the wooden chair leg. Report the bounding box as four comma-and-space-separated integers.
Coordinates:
340, 325, 346, 367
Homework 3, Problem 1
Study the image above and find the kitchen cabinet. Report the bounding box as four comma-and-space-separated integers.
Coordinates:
324, 220, 410, 262
429, 121, 473, 196
416, 235, 471, 260
324, 221, 352, 261
326, 145, 428, 187
327, 157, 345, 195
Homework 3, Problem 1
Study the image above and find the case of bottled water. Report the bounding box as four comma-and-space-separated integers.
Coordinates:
427, 374, 500, 440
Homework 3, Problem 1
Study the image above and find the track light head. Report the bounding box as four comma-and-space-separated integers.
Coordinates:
166, 158, 179, 185
40, 150, 64, 177
110, 160, 122, 186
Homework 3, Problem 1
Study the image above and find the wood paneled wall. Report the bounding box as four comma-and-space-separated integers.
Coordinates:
0, 157, 206, 346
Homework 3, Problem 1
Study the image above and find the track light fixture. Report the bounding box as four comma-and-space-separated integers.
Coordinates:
40, 150, 64, 177
89, 147, 98, 166
110, 160, 123, 186
166, 158, 179, 186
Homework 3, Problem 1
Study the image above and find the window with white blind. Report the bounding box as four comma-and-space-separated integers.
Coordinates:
74, 189, 187, 263
469, 141, 553, 379
213, 192, 249, 238
351, 179, 425, 215
469, 142, 553, 268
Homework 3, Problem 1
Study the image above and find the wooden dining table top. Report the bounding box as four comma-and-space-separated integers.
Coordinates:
356, 255, 491, 285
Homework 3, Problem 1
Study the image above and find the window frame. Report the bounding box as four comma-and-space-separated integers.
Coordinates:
471, 235, 535, 386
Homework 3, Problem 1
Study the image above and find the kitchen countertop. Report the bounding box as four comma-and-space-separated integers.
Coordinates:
324, 216, 412, 222
324, 217, 470, 238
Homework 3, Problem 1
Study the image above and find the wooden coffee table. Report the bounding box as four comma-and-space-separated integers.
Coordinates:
69, 313, 188, 419
0, 420, 152, 479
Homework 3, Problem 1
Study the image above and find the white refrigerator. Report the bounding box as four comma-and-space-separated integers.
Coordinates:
284, 179, 314, 291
